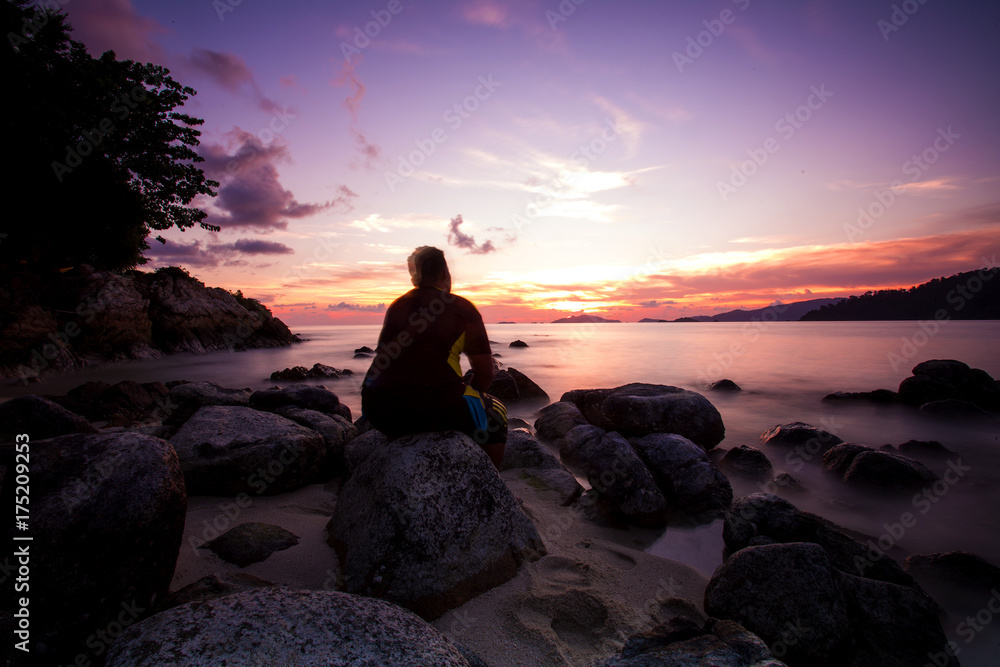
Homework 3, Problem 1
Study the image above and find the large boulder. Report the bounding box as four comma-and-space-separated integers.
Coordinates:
250, 384, 351, 421
105, 588, 473, 666
0, 432, 186, 665
533, 401, 589, 442
705, 542, 958, 667
723, 494, 916, 587
632, 433, 733, 518
0, 394, 96, 441
169, 406, 326, 495
705, 543, 850, 665
562, 384, 725, 448
344, 428, 390, 474
507, 367, 549, 401
326, 431, 545, 619
842, 450, 938, 492
557, 423, 607, 468
163, 380, 252, 427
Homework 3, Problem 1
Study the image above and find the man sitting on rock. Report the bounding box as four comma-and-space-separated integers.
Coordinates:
361, 246, 508, 468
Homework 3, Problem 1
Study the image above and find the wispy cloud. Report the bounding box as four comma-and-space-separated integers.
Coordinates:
448, 214, 497, 254
332, 56, 382, 169
182, 49, 280, 113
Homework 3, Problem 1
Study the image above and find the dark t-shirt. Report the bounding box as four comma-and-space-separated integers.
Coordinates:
363, 287, 491, 399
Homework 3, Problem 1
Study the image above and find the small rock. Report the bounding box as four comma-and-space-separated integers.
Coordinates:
759, 422, 843, 455
199, 522, 299, 567
718, 444, 772, 480
706, 379, 742, 392
509, 339, 529, 347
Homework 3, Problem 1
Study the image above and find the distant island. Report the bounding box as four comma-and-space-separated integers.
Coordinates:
638, 298, 844, 323
801, 268, 999, 320
551, 314, 621, 324
497, 321, 516, 324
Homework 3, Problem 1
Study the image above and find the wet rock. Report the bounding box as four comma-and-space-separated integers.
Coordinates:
903, 551, 1000, 594
919, 398, 995, 419
842, 450, 938, 492
487, 369, 519, 401
270, 362, 348, 382
354, 345, 375, 354
163, 380, 252, 427
758, 422, 843, 456
344, 428, 390, 474
507, 367, 549, 401
198, 522, 299, 567
718, 444, 773, 481
0, 432, 185, 665
706, 379, 742, 392
768, 472, 805, 494
105, 588, 473, 666
0, 394, 96, 442
557, 423, 607, 468
170, 406, 326, 495
632, 433, 733, 518
562, 383, 726, 449
509, 339, 529, 347
897, 439, 955, 458
327, 431, 545, 619
899, 359, 1000, 411
534, 402, 589, 442
821, 388, 900, 404
250, 384, 351, 421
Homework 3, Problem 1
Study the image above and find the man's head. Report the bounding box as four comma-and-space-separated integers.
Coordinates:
407, 246, 451, 290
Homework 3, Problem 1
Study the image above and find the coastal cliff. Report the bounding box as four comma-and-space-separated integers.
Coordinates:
0, 265, 298, 381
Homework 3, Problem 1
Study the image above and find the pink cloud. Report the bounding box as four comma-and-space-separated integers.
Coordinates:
65, 0, 168, 63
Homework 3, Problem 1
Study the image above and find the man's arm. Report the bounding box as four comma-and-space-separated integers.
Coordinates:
466, 353, 495, 392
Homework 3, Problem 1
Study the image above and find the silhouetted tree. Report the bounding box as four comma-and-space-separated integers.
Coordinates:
0, 0, 218, 272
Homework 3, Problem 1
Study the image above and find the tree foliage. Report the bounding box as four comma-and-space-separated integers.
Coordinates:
1, 0, 218, 271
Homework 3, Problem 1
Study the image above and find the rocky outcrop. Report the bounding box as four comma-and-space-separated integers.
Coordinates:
249, 384, 352, 421
0, 394, 97, 441
0, 432, 186, 665
0, 265, 299, 380
327, 431, 545, 619
197, 522, 299, 567
705, 542, 958, 667
561, 383, 726, 448
597, 616, 787, 666
169, 406, 326, 496
105, 588, 474, 666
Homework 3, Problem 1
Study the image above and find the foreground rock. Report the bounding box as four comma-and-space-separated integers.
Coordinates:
163, 380, 252, 427
597, 616, 787, 666
723, 494, 916, 587
581, 431, 670, 526
343, 428, 390, 473
561, 383, 726, 448
0, 432, 186, 664
0, 394, 96, 441
718, 444, 773, 481
105, 588, 473, 666
842, 450, 938, 492
273, 405, 357, 476
169, 406, 326, 495
500, 429, 564, 471
198, 522, 299, 567
533, 401, 589, 442
705, 542, 957, 666
327, 431, 545, 619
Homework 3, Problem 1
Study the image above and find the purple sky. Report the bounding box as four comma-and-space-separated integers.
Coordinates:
61, 0, 1000, 322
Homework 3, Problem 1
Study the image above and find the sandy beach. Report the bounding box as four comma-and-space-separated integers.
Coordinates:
173, 465, 709, 667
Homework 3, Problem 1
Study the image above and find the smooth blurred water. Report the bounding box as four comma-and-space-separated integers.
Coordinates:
3, 321, 999, 571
